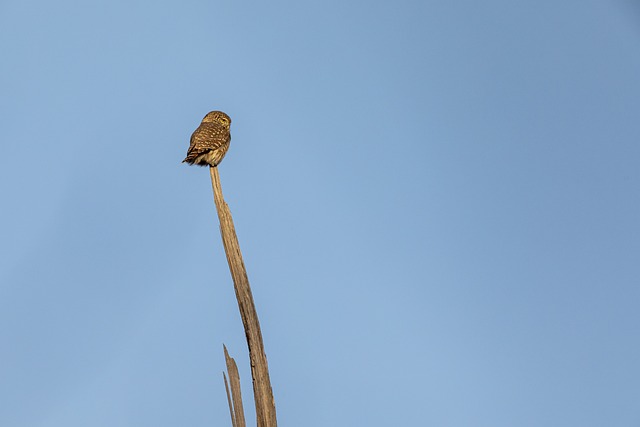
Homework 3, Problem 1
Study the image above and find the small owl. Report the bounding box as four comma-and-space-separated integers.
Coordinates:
183, 111, 232, 167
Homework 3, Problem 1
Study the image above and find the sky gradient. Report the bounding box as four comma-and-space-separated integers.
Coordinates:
1, 1, 640, 426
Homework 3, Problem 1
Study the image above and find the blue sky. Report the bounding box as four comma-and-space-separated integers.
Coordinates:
1, 1, 639, 426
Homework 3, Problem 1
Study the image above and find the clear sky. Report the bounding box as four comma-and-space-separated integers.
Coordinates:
1, 1, 639, 426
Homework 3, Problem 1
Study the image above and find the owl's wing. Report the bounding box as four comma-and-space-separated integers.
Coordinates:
183, 123, 231, 164
186, 124, 227, 154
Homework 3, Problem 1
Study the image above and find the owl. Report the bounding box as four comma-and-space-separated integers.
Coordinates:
183, 111, 232, 167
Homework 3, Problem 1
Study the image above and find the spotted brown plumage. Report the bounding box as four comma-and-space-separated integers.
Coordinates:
183, 111, 232, 167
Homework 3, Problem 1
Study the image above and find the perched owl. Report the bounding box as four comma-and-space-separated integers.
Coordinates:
183, 111, 232, 167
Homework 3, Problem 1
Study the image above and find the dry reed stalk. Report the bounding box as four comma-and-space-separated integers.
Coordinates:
210, 166, 277, 427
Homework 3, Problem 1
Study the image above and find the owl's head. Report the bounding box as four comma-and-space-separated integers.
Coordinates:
202, 111, 232, 128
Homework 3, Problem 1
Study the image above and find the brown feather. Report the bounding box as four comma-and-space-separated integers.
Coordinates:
183, 111, 232, 167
